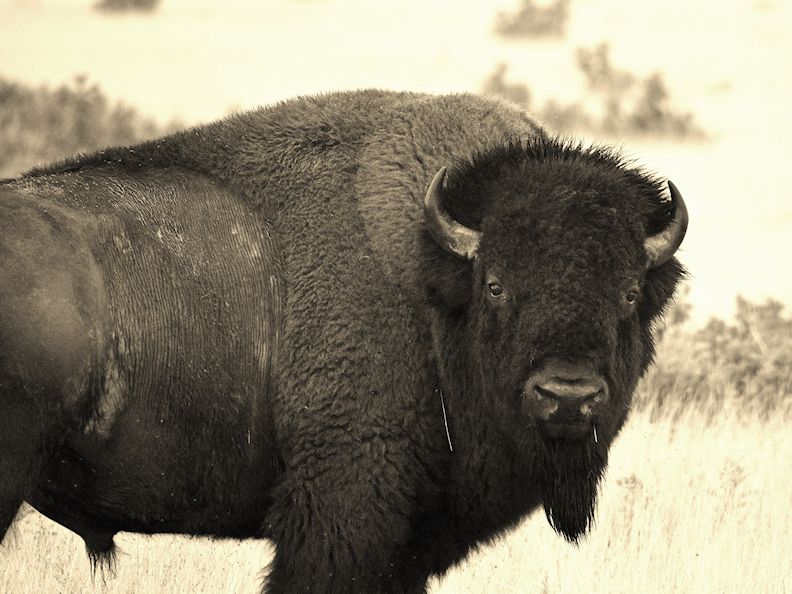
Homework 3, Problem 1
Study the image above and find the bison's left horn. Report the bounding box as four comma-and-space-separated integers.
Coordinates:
424, 167, 482, 260
645, 180, 689, 269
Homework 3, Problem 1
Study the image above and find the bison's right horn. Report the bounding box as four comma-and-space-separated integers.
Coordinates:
644, 180, 689, 269
424, 167, 482, 260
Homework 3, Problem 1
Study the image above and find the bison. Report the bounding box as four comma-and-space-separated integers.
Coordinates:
0, 90, 687, 593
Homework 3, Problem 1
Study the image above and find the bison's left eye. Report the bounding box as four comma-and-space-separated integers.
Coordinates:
624, 291, 638, 304
488, 283, 503, 297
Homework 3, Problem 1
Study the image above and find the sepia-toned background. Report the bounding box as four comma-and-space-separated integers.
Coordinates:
1, 0, 789, 592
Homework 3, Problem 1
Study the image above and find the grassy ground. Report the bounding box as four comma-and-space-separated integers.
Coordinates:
433, 409, 791, 594
2, 407, 789, 593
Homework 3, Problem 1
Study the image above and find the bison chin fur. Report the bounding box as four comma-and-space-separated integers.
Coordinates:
535, 436, 608, 542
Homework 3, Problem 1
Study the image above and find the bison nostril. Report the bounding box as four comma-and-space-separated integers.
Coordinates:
524, 361, 611, 426
534, 386, 561, 401
534, 380, 606, 403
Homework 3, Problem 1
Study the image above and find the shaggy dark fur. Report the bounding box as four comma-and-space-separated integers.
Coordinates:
0, 90, 686, 593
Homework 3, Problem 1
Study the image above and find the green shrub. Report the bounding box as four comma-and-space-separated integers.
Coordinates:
0, 75, 173, 179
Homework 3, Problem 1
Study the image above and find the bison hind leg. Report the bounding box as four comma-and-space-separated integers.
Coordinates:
0, 390, 43, 546
85, 532, 118, 581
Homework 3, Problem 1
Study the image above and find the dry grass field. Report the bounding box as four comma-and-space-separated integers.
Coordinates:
2, 405, 789, 593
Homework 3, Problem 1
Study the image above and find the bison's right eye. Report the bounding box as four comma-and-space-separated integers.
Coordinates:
619, 284, 641, 318
488, 282, 503, 297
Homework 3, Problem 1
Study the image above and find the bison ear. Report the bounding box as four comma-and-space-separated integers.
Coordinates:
420, 212, 476, 312
422, 250, 475, 313
424, 168, 482, 260
640, 256, 686, 323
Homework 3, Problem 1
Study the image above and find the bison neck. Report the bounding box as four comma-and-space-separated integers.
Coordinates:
443, 388, 542, 534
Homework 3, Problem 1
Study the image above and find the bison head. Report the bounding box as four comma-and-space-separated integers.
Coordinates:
422, 140, 687, 541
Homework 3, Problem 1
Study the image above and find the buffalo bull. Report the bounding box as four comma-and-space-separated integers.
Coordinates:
0, 90, 687, 593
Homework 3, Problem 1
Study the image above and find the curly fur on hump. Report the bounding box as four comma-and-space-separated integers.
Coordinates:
13, 90, 686, 593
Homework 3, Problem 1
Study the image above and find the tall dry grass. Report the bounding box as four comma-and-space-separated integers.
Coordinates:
432, 409, 790, 594
2, 408, 788, 593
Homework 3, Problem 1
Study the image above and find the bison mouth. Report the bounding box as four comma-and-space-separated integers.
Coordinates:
539, 419, 594, 440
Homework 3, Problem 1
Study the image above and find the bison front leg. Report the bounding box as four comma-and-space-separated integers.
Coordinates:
0, 503, 21, 545
0, 389, 42, 543
263, 450, 429, 594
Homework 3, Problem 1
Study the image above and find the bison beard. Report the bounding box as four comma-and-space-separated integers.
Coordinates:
536, 435, 608, 542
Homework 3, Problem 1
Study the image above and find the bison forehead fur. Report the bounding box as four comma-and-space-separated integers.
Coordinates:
0, 90, 687, 593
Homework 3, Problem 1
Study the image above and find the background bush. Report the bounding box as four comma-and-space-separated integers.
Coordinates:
486, 0, 703, 140
494, 0, 570, 39
0, 75, 172, 178
637, 295, 792, 421
94, 0, 160, 13
483, 44, 704, 139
